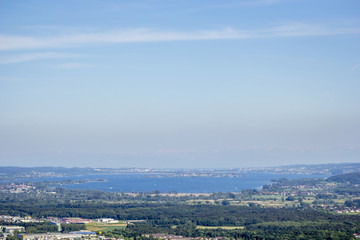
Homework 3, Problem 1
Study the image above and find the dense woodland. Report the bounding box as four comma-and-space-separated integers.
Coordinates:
1, 201, 360, 239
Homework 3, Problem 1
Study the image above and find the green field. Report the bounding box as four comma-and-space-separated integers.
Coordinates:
86, 222, 127, 232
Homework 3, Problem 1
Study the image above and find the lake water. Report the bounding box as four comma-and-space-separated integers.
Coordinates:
54, 173, 328, 193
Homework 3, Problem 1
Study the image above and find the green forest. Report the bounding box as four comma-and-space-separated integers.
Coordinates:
1, 201, 360, 239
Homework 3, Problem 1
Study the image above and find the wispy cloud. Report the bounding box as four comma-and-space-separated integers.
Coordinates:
267, 23, 360, 37
0, 28, 251, 51
0, 52, 79, 64
0, 23, 359, 51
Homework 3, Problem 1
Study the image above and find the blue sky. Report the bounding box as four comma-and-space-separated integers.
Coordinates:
0, 0, 359, 168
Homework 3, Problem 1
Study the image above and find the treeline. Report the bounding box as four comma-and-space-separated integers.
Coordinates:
105, 220, 357, 240
0, 221, 85, 233
1, 202, 360, 226
0, 187, 248, 204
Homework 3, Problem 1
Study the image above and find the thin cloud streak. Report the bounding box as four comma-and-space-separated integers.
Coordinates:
267, 23, 360, 37
0, 52, 79, 64
0, 28, 252, 51
0, 23, 359, 51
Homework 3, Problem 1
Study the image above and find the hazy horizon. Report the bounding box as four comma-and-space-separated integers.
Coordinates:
1, 161, 360, 170
1, 0, 359, 168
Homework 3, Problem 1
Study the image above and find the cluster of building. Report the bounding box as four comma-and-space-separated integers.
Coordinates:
329, 207, 360, 214
46, 217, 119, 225
0, 226, 25, 234
17, 230, 97, 240
0, 183, 35, 193
0, 215, 41, 223
52, 217, 92, 225
0, 216, 125, 239
2, 215, 123, 226
0, 225, 26, 240
96, 219, 119, 224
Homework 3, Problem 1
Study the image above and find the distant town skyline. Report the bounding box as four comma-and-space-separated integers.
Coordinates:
0, 0, 359, 168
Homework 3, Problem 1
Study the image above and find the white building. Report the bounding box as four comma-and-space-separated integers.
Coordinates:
0, 226, 25, 233
97, 218, 119, 224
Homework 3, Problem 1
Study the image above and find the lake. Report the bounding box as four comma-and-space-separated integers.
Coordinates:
55, 172, 328, 193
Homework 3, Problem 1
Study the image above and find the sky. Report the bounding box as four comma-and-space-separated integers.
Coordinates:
0, 0, 359, 168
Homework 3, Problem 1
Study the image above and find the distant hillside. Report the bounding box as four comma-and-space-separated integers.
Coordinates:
0, 166, 98, 181
327, 172, 360, 184
269, 171, 360, 187
0, 166, 95, 175
285, 162, 360, 175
